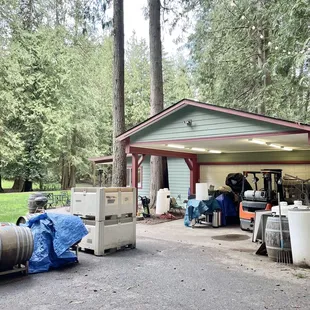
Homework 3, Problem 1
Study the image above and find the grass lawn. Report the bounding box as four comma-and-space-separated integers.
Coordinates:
0, 191, 70, 223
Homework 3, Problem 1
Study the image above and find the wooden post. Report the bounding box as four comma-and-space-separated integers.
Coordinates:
188, 157, 199, 195
132, 153, 139, 213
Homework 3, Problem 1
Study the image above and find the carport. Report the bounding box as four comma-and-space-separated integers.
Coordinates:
117, 99, 310, 203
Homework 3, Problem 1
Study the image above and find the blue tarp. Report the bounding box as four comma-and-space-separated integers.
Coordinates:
215, 194, 237, 226
184, 194, 237, 227
184, 197, 221, 226
26, 213, 88, 274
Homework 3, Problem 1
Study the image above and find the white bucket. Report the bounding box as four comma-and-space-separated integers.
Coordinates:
196, 183, 208, 200
288, 207, 310, 267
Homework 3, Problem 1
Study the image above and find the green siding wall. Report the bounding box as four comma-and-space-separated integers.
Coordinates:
126, 156, 150, 197
197, 150, 310, 163
168, 158, 190, 203
130, 106, 296, 143
127, 156, 190, 202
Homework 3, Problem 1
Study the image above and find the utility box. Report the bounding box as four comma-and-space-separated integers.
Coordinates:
71, 187, 136, 255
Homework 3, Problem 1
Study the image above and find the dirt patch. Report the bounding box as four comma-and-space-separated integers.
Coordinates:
212, 234, 250, 241
137, 213, 184, 225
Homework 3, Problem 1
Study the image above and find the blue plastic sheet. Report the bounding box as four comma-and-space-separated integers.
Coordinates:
215, 194, 237, 226
26, 213, 88, 274
184, 198, 221, 226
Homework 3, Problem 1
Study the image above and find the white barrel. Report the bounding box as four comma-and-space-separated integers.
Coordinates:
156, 189, 169, 215
163, 188, 171, 211
271, 202, 290, 217
288, 208, 310, 267
196, 183, 208, 200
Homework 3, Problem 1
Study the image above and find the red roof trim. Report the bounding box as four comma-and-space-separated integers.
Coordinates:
116, 99, 310, 141
185, 100, 310, 131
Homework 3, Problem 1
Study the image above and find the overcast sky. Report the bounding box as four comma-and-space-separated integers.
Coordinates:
123, 0, 186, 55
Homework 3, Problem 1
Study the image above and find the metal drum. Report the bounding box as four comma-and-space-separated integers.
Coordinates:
0, 222, 15, 227
16, 213, 40, 226
265, 216, 292, 262
0, 226, 34, 269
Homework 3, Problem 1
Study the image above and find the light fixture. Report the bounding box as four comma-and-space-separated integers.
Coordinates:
166, 144, 185, 149
282, 147, 293, 151
209, 150, 222, 154
248, 139, 266, 145
191, 147, 206, 152
248, 139, 293, 151
269, 143, 282, 149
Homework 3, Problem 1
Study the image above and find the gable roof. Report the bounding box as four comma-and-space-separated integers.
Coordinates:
117, 98, 310, 141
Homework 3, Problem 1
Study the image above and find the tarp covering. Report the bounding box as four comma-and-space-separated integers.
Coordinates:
215, 194, 237, 226
184, 197, 221, 226
184, 194, 237, 227
26, 213, 88, 274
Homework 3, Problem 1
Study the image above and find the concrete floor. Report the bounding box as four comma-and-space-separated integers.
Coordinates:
1, 219, 309, 310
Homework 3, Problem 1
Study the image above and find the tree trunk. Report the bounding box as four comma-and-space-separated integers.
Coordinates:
112, 0, 126, 187
148, 0, 167, 207
256, 0, 270, 115
61, 157, 70, 189
68, 129, 77, 188
23, 180, 33, 192
69, 164, 76, 188
12, 177, 24, 191
0, 175, 4, 193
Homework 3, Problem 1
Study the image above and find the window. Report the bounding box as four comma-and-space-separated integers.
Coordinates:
126, 167, 142, 189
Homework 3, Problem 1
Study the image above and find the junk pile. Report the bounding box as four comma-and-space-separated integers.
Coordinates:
253, 199, 310, 267
0, 210, 88, 276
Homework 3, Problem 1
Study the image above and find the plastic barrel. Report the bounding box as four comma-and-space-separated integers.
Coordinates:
0, 226, 34, 269
288, 208, 310, 267
265, 216, 292, 262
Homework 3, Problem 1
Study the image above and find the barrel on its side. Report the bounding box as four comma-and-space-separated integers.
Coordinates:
0, 226, 34, 269
265, 216, 292, 262
0, 222, 15, 227
16, 213, 42, 226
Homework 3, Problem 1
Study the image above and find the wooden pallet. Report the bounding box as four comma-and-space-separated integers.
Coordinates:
79, 243, 136, 256
0, 262, 29, 277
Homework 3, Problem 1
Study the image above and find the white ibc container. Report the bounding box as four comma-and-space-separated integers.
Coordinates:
288, 207, 310, 267
156, 189, 170, 215
103, 188, 120, 216
119, 187, 136, 216
79, 217, 136, 256
71, 187, 119, 220
271, 201, 289, 217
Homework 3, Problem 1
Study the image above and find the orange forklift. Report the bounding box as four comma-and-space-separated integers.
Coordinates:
239, 169, 284, 231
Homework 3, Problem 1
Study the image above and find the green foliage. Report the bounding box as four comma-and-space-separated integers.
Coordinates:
189, 0, 310, 122
0, 0, 194, 188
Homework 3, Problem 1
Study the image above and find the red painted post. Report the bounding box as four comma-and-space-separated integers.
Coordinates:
190, 157, 199, 195
131, 153, 139, 213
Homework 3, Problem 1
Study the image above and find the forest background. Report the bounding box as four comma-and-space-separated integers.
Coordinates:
1, 0, 309, 192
